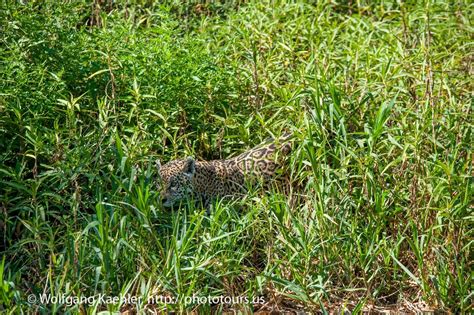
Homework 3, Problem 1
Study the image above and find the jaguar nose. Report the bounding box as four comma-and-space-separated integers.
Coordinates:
162, 197, 172, 208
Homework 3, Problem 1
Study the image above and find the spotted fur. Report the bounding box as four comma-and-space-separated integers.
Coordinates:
157, 134, 292, 209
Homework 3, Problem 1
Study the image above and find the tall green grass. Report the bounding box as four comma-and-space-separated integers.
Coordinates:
1, 1, 472, 313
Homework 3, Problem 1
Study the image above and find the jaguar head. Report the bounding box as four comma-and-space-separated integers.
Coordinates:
156, 157, 196, 208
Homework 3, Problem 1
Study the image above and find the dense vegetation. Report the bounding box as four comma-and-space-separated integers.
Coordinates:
1, 1, 472, 313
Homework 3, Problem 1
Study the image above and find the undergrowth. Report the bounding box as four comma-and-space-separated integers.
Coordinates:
0, 0, 472, 313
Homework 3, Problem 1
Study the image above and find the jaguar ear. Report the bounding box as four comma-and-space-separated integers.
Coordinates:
183, 156, 196, 177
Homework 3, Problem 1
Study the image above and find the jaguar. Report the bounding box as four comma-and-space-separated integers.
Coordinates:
156, 133, 292, 210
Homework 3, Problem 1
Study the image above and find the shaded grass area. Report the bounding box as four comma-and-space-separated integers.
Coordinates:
0, 1, 472, 313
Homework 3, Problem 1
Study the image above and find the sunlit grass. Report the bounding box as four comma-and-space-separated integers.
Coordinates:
0, 1, 472, 313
